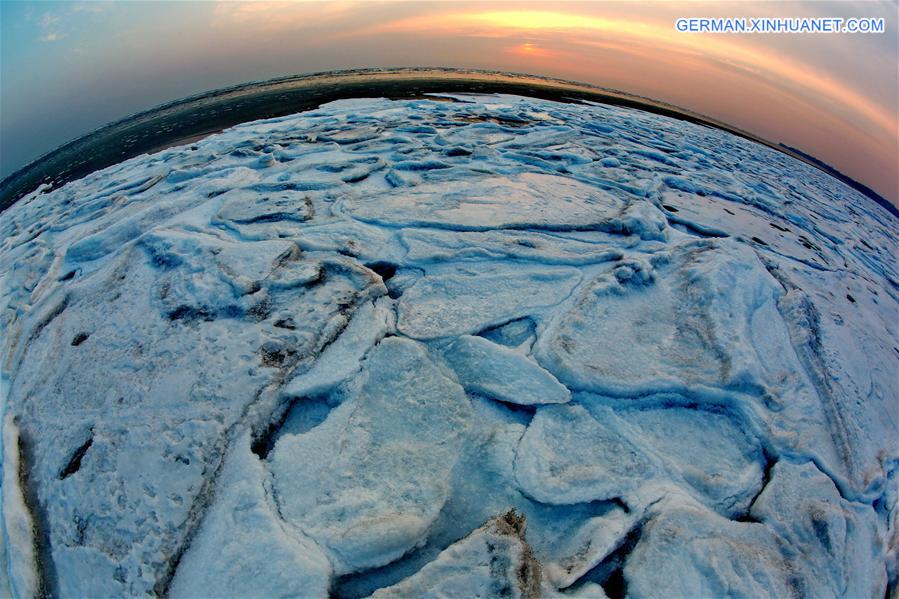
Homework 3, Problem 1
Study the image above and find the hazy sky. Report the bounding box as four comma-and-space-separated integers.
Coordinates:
2, 1, 897, 203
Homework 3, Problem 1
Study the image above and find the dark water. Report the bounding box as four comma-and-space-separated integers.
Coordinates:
1, 68, 891, 216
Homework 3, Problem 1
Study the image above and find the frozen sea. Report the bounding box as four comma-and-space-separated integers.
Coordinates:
0, 93, 896, 598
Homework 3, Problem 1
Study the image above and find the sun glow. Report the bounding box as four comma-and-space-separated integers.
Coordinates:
511, 42, 555, 58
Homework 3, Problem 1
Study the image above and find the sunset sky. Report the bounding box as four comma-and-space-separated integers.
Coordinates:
2, 1, 896, 204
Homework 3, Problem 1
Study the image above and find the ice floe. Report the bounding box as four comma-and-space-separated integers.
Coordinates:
434, 335, 570, 406
0, 92, 895, 597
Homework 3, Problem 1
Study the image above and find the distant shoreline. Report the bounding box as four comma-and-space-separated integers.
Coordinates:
1, 67, 894, 218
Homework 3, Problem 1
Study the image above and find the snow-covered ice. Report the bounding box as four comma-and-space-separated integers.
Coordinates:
0, 93, 895, 597
270, 337, 472, 575
169, 433, 332, 598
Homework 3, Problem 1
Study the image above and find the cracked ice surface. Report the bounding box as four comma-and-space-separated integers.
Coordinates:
0, 93, 896, 597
